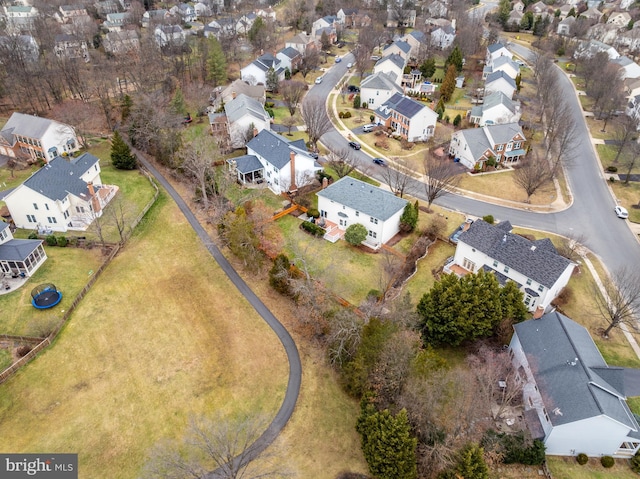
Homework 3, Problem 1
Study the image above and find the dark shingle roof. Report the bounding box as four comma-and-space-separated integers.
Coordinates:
486, 70, 517, 89
246, 129, 311, 170
514, 312, 640, 430
458, 219, 572, 288
487, 42, 507, 54
22, 153, 99, 201
279, 46, 300, 59
233, 154, 263, 174
0, 239, 42, 262
317, 176, 408, 221
379, 93, 428, 119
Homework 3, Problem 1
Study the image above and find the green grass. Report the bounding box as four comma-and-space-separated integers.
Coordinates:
0, 348, 12, 371
404, 239, 456, 305
547, 456, 636, 478
0, 164, 39, 192
611, 182, 640, 223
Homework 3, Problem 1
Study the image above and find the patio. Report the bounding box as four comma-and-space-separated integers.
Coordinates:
0, 273, 28, 295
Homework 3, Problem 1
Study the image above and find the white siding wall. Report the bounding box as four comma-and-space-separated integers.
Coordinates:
407, 109, 437, 142
241, 64, 267, 86
41, 123, 79, 162
5, 188, 68, 232
361, 87, 396, 109
546, 417, 633, 457
448, 132, 478, 169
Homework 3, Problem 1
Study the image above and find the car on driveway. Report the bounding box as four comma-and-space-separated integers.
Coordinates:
362, 124, 376, 132
373, 158, 386, 166
615, 205, 629, 219
348, 141, 361, 150
315, 76, 323, 84
347, 85, 360, 93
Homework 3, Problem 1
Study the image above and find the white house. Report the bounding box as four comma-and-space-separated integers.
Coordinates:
142, 9, 170, 27
402, 29, 427, 57
383, 40, 412, 61
241, 52, 285, 87
222, 94, 271, 149
103, 12, 131, 32
386, 7, 416, 28
360, 72, 403, 109
276, 47, 301, 73
0, 112, 79, 162
483, 56, 520, 80
430, 24, 456, 49
4, 5, 38, 33
445, 219, 574, 313
235, 12, 257, 34
484, 70, 517, 99
612, 56, 640, 80
0, 34, 40, 63
154, 25, 186, 47
575, 39, 620, 60
54, 34, 90, 62
469, 91, 521, 127
0, 221, 47, 279
194, 2, 213, 18
608, 11, 632, 28
311, 15, 337, 37
285, 32, 315, 55
103, 30, 140, 55
510, 311, 640, 457
170, 3, 197, 23
486, 42, 513, 67
373, 54, 406, 86
374, 93, 438, 142
557, 16, 575, 36
4, 153, 118, 232
448, 123, 527, 169
316, 176, 408, 249
229, 129, 321, 195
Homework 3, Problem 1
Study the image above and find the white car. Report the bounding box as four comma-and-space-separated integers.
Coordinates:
315, 76, 323, 84
347, 62, 353, 68
615, 205, 629, 219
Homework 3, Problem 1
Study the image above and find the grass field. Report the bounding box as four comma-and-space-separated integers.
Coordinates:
611, 182, 640, 223
547, 456, 636, 478
458, 170, 557, 205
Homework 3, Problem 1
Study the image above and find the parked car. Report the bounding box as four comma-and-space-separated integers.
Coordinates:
347, 85, 360, 93
370, 55, 381, 61
347, 62, 353, 68
372, 158, 386, 166
315, 76, 323, 84
615, 205, 629, 219
348, 141, 361, 150
335, 56, 342, 63
363, 124, 376, 133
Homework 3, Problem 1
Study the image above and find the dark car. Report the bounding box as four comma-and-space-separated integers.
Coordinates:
309, 151, 319, 159
348, 141, 361, 150
347, 85, 360, 93
372, 157, 386, 166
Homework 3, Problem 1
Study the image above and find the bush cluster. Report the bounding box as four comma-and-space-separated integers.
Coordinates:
606, 166, 618, 173
44, 235, 68, 247
576, 453, 588, 465
338, 111, 352, 119
300, 221, 325, 237
482, 431, 546, 466
600, 456, 614, 468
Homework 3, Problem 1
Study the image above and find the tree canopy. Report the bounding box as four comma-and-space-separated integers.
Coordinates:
345, 223, 368, 246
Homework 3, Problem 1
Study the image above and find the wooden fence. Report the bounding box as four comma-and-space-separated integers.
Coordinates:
0, 168, 160, 385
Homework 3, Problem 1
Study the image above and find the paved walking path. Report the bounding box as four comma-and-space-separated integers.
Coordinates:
132, 149, 302, 477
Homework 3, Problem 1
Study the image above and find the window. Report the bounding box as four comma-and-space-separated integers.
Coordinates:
514, 141, 521, 149
528, 397, 533, 407
0, 230, 6, 241
76, 206, 85, 213
369, 217, 378, 224
47, 217, 57, 224
543, 410, 550, 423
27, 215, 36, 223
45, 203, 49, 210
493, 260, 498, 267
368, 230, 377, 238
33, 203, 38, 210
524, 294, 531, 306
355, 211, 359, 216
504, 266, 510, 273
496, 144, 503, 151
462, 258, 476, 271
538, 285, 544, 292
526, 278, 532, 285
63, 211, 69, 219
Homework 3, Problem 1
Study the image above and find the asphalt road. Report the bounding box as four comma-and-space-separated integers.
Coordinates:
306, 46, 640, 277
132, 151, 302, 477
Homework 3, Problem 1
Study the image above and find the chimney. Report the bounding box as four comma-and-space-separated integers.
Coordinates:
232, 90, 237, 99
322, 177, 328, 189
289, 151, 297, 192
253, 126, 258, 137
87, 182, 95, 197
88, 182, 101, 214
534, 306, 544, 319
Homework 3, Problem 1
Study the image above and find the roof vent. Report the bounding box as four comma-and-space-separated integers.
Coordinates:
502, 234, 507, 243
567, 358, 579, 366
552, 407, 563, 416
530, 245, 536, 251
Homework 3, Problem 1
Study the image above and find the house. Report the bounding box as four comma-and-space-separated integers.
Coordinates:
193, 2, 213, 18
575, 39, 620, 59
430, 24, 456, 49
0, 34, 39, 63
229, 129, 321, 195
469, 91, 521, 127
625, 77, 640, 98
373, 54, 407, 85
142, 9, 170, 27
529, 1, 551, 17
608, 11, 632, 28
616, 26, 640, 52
557, 4, 573, 19
54, 34, 90, 62
485, 70, 517, 99
170, 3, 197, 23
557, 16, 575, 36
510, 311, 640, 457
58, 4, 88, 22
276, 47, 302, 73
587, 23, 619, 45
427, 0, 448, 18
222, 94, 271, 149
446, 219, 574, 313
374, 93, 438, 142
0, 113, 79, 163
154, 25, 186, 47
103, 12, 131, 32
581, 7, 604, 22
4, 5, 38, 33
316, 177, 408, 249
383, 40, 412, 60
0, 221, 47, 280
507, 9, 523, 27
403, 29, 427, 56
4, 154, 118, 232
486, 42, 513, 67
360, 72, 403, 109
448, 123, 527, 170
103, 30, 140, 55
285, 32, 315, 55
236, 12, 257, 34
612, 56, 640, 80
336, 8, 370, 27
386, 7, 417, 28
626, 93, 640, 121
212, 79, 266, 109
94, 0, 119, 16
483, 56, 520, 80
204, 17, 235, 38
312, 15, 337, 37
255, 7, 277, 21
513, 0, 525, 13
241, 52, 285, 87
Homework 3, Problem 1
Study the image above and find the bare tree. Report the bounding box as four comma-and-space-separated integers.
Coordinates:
555, 231, 587, 262
107, 195, 134, 244
512, 154, 552, 202
325, 147, 357, 178
327, 309, 363, 367
178, 136, 221, 209
143, 414, 286, 479
298, 46, 320, 79
279, 80, 306, 116
622, 139, 640, 184
422, 156, 462, 210
613, 115, 639, 164
452, 10, 484, 57
301, 98, 331, 149
594, 267, 640, 337
542, 97, 580, 174
388, 0, 415, 35
587, 62, 624, 116
380, 157, 417, 199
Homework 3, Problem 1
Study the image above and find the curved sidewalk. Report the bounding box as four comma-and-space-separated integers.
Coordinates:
134, 151, 302, 476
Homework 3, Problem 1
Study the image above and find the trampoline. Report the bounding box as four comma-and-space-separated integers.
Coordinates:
31, 283, 63, 309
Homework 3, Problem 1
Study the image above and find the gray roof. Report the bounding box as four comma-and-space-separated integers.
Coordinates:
279, 46, 300, 59
21, 153, 100, 202
360, 71, 403, 93
378, 93, 428, 119
481, 91, 516, 114
514, 312, 640, 431
485, 70, 517, 89
613, 56, 636, 67
251, 52, 280, 72
458, 219, 572, 288
0, 239, 43, 262
559, 16, 576, 26
224, 93, 269, 124
317, 176, 408, 221
233, 154, 263, 174
221, 79, 265, 102
384, 40, 411, 55
0, 222, 8, 234
246, 129, 312, 170
493, 55, 520, 72
408, 30, 427, 42
2, 113, 62, 141
375, 53, 405, 71
487, 42, 507, 54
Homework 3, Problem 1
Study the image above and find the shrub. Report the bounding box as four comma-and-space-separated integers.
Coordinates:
601, 456, 614, 468
370, 115, 375, 122
630, 449, 640, 472
424, 216, 447, 239
45, 235, 57, 246
306, 208, 320, 218
576, 453, 588, 465
265, 107, 274, 118
301, 221, 325, 237
453, 114, 462, 126
28, 232, 38, 239
553, 286, 573, 306
362, 102, 367, 108
609, 176, 616, 183
17, 345, 32, 357
56, 236, 68, 247
344, 223, 367, 245
339, 111, 345, 118
269, 253, 292, 296
606, 166, 618, 172
353, 94, 361, 109
265, 101, 275, 108
367, 289, 382, 301
483, 215, 495, 224
344, 111, 352, 119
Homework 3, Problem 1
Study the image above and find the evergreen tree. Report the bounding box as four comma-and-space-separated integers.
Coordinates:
520, 11, 534, 30
500, 281, 527, 323
419, 58, 436, 78
170, 87, 186, 116
515, 73, 522, 91
455, 443, 489, 479
435, 97, 445, 120
356, 397, 417, 479
121, 94, 133, 122
400, 202, 419, 232
269, 253, 292, 296
266, 67, 279, 93
206, 36, 227, 86
353, 94, 361, 109
498, 0, 512, 26
567, 7, 576, 16
453, 114, 462, 126
440, 64, 457, 102
345, 223, 367, 245
445, 45, 464, 73
110, 130, 137, 170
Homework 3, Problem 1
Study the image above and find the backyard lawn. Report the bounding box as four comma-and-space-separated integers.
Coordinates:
547, 456, 636, 479
458, 169, 557, 205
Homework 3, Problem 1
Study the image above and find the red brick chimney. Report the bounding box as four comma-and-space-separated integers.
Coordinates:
232, 90, 237, 99
289, 151, 297, 192
87, 182, 101, 214
253, 126, 258, 137
322, 177, 328, 189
